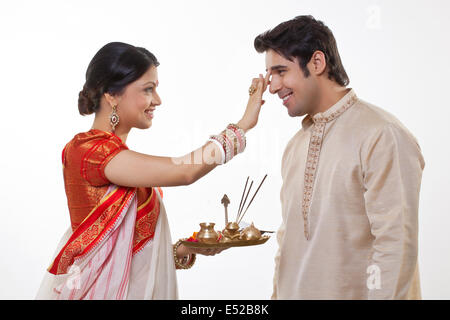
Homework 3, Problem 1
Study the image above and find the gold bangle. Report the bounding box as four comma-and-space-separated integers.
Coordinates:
173, 239, 196, 270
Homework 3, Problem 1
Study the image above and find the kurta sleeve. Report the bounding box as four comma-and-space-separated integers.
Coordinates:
361, 123, 425, 299
272, 136, 298, 300
81, 135, 128, 186
271, 220, 285, 300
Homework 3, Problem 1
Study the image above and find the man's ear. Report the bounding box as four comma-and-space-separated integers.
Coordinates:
309, 50, 327, 76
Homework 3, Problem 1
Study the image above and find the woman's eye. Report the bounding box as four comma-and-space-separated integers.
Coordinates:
145, 87, 154, 93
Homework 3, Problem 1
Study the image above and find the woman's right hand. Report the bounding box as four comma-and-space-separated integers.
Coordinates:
104, 73, 271, 189
237, 72, 271, 132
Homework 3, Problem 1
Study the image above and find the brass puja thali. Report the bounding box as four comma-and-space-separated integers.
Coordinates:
181, 222, 272, 249
182, 175, 273, 249
181, 236, 270, 249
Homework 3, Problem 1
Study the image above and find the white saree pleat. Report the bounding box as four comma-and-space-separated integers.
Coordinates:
61, 192, 136, 300
127, 190, 178, 299
36, 185, 178, 300
36, 185, 136, 299
35, 228, 73, 300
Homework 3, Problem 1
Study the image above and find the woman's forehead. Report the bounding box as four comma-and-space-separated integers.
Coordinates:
138, 66, 159, 86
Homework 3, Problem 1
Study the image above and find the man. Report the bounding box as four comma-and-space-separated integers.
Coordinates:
254, 15, 424, 299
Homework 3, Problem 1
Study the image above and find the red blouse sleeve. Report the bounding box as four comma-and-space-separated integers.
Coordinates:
80, 134, 128, 186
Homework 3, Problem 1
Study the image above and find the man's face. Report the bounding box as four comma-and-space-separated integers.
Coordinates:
265, 49, 318, 117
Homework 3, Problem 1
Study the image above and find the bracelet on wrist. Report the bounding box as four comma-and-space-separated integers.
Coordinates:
206, 123, 246, 165
173, 239, 196, 270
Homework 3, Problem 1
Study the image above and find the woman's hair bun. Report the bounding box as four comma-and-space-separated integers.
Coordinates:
78, 85, 97, 115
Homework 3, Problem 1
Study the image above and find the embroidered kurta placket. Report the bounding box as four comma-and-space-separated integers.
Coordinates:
301, 92, 358, 240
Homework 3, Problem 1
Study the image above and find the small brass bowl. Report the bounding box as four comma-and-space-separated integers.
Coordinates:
226, 222, 239, 232
222, 222, 240, 240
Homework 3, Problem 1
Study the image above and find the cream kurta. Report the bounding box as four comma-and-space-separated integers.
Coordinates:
273, 89, 424, 300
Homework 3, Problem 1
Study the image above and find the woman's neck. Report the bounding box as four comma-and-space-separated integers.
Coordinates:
91, 116, 129, 144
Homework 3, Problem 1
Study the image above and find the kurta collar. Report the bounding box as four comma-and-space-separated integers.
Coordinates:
301, 88, 357, 129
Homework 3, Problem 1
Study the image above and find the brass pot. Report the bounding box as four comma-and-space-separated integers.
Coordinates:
197, 222, 219, 244
240, 222, 261, 241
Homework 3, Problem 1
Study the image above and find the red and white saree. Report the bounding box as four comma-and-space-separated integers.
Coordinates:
36, 129, 178, 299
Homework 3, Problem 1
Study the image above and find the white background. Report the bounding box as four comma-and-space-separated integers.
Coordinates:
0, 0, 449, 299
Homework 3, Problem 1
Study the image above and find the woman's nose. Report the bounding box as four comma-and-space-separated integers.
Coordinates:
153, 91, 162, 106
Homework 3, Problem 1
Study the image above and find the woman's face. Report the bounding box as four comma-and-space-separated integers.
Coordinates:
115, 65, 161, 130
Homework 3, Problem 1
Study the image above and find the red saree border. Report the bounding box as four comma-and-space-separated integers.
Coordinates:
156, 187, 163, 199
49, 185, 163, 274
48, 186, 135, 275
132, 188, 160, 255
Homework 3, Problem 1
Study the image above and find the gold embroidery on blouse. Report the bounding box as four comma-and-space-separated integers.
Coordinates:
302, 92, 358, 240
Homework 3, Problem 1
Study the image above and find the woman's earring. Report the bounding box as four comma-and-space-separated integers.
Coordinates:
110, 105, 120, 132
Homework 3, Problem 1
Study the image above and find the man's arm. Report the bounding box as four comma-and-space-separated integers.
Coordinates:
362, 123, 425, 299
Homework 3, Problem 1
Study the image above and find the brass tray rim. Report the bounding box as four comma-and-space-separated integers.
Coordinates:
181, 235, 270, 249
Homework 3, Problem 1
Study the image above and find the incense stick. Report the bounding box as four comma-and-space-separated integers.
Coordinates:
237, 176, 249, 221
236, 180, 253, 223
237, 174, 267, 224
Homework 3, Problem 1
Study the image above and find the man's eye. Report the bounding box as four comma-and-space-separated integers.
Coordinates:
279, 70, 286, 75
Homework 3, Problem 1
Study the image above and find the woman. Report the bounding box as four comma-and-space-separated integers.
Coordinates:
36, 42, 268, 299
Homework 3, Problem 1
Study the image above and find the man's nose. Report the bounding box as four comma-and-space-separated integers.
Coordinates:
269, 78, 281, 94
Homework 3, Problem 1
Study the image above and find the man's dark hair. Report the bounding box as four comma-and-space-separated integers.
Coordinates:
254, 15, 349, 86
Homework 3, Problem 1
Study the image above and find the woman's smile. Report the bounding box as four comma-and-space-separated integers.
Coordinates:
144, 107, 155, 119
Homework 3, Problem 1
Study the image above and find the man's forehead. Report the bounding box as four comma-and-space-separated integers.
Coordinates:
265, 49, 294, 71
